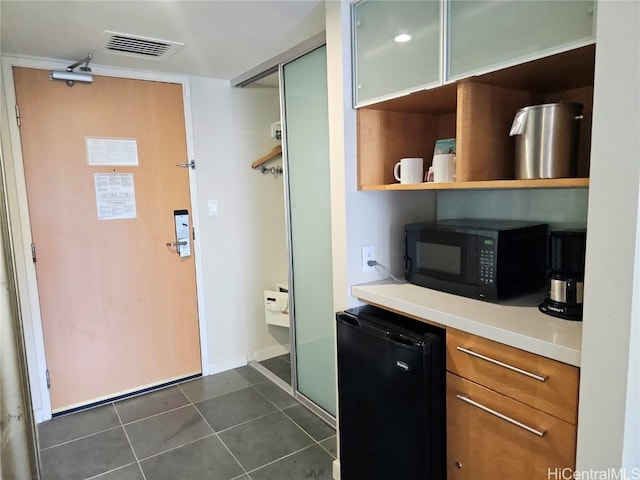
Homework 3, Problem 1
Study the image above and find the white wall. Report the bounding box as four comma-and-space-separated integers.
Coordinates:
624, 197, 640, 467
578, 0, 640, 469
326, 1, 437, 315
188, 76, 290, 370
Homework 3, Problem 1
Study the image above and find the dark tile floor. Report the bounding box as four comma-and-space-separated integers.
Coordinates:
258, 353, 292, 385
38, 366, 336, 480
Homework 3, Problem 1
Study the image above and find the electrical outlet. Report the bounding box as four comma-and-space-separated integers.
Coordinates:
362, 245, 376, 272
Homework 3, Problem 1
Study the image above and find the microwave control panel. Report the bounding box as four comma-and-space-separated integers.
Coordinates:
478, 238, 496, 285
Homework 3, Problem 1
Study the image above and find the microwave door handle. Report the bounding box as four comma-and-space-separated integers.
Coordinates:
404, 254, 412, 279
404, 233, 412, 278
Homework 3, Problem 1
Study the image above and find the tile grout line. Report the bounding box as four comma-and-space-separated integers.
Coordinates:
133, 432, 219, 463
119, 402, 194, 427
317, 436, 337, 459
38, 423, 123, 452
40, 370, 332, 480
178, 382, 252, 478
121, 386, 219, 464
249, 363, 339, 464
113, 401, 149, 480
84, 461, 139, 480
244, 443, 321, 476
179, 378, 254, 405
101, 371, 330, 478
184, 377, 313, 477
252, 383, 337, 461
249, 382, 339, 465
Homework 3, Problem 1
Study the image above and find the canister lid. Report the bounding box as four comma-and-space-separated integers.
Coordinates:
518, 102, 584, 112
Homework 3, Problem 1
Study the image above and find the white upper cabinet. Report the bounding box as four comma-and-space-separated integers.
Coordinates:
448, 0, 596, 80
353, 0, 442, 106
352, 0, 596, 107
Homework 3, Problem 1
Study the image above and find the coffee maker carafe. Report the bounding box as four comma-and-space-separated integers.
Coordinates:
539, 230, 586, 321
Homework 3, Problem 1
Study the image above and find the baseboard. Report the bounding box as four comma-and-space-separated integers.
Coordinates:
207, 355, 247, 375
253, 343, 290, 362
333, 459, 340, 480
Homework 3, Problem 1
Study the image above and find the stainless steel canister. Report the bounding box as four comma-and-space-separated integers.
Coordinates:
510, 102, 583, 179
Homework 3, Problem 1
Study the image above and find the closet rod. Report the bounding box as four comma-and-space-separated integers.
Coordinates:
251, 145, 282, 169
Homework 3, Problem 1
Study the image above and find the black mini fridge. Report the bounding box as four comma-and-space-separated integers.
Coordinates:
336, 305, 445, 480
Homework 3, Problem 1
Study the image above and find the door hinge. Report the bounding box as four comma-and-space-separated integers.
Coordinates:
31, 243, 37, 263
46, 370, 50, 389
192, 226, 195, 241
15, 105, 21, 127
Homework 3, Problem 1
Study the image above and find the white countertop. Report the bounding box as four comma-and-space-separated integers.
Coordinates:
351, 282, 583, 367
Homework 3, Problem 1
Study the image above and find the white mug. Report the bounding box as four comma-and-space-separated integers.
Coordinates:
394, 157, 424, 184
432, 154, 456, 183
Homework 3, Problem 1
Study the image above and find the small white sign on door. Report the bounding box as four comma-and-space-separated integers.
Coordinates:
86, 137, 139, 166
94, 173, 137, 220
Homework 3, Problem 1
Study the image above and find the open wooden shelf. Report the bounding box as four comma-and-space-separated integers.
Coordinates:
357, 45, 595, 191
361, 177, 589, 191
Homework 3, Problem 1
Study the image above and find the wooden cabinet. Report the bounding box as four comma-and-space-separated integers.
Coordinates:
447, 373, 577, 480
446, 328, 579, 478
448, 0, 596, 80
353, 0, 441, 106
356, 44, 595, 191
446, 328, 579, 423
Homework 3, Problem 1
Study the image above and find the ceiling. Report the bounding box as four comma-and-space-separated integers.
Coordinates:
0, 0, 326, 82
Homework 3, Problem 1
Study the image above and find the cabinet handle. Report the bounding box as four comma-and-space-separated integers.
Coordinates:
456, 394, 546, 437
456, 346, 548, 382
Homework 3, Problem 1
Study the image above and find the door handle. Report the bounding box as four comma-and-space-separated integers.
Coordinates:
456, 394, 546, 437
176, 159, 195, 170
456, 346, 548, 382
166, 240, 188, 248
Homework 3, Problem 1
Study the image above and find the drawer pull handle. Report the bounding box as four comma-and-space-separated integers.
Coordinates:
456, 346, 548, 382
456, 394, 546, 437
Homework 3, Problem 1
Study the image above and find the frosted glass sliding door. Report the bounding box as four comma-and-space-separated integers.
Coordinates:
282, 46, 335, 415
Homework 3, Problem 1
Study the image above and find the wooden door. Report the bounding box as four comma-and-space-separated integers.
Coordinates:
14, 67, 201, 412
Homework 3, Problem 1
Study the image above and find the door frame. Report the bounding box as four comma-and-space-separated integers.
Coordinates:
1, 55, 210, 422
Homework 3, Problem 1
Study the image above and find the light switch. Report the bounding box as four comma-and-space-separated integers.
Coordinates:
208, 199, 219, 216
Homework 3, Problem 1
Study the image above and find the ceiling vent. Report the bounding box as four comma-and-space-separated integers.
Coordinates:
103, 31, 183, 61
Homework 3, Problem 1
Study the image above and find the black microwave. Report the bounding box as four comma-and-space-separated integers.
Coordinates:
405, 219, 548, 301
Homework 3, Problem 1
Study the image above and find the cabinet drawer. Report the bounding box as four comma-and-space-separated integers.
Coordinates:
446, 328, 579, 423
447, 372, 576, 480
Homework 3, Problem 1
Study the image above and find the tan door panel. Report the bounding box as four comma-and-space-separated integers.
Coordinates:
14, 67, 201, 411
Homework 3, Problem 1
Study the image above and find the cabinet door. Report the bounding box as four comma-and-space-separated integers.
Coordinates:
447, 373, 576, 480
448, 0, 595, 80
353, 0, 441, 106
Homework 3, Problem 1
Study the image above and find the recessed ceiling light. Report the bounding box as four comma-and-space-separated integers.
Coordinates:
394, 33, 412, 43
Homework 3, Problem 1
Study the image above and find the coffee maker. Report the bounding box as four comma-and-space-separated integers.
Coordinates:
539, 229, 586, 321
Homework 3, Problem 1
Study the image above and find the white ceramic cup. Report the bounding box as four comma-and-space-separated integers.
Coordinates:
432, 154, 456, 183
393, 157, 424, 184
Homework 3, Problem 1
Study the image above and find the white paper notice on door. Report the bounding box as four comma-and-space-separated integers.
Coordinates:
86, 137, 139, 166
94, 173, 137, 220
